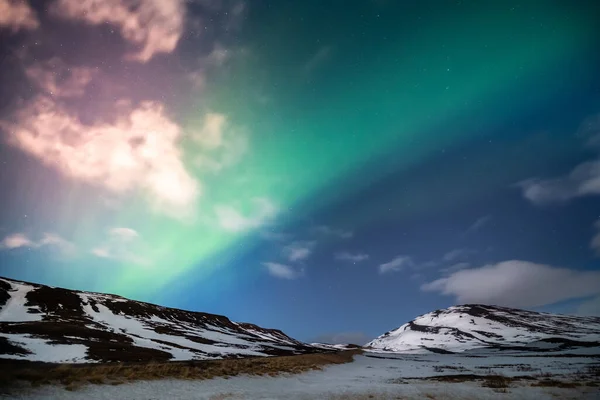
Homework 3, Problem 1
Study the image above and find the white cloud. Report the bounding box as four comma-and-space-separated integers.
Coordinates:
0, 0, 39, 32
263, 262, 301, 280
591, 220, 600, 256
2, 96, 199, 219
25, 58, 97, 98
215, 198, 277, 232
312, 225, 353, 239
0, 232, 75, 256
335, 251, 369, 263
518, 160, 600, 205
421, 260, 600, 308
518, 113, 600, 206
379, 256, 413, 274
92, 227, 148, 265
283, 241, 316, 262
52, 0, 185, 62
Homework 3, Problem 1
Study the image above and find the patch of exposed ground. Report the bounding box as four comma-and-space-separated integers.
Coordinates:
0, 349, 363, 392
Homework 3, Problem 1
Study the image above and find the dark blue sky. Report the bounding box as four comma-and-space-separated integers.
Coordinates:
0, 0, 599, 344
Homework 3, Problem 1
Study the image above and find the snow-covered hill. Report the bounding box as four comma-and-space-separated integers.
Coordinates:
0, 277, 323, 363
367, 304, 600, 353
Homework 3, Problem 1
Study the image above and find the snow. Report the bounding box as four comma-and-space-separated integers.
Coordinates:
0, 280, 43, 322
368, 305, 600, 352
79, 294, 267, 360
3, 351, 599, 399
0, 333, 89, 363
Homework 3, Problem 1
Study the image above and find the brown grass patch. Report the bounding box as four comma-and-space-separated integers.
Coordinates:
0, 349, 362, 390
531, 379, 580, 389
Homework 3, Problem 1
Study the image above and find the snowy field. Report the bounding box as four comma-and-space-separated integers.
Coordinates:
3, 350, 599, 400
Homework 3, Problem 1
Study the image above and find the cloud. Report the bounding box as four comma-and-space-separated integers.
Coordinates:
312, 225, 353, 239
577, 296, 600, 316
518, 160, 600, 205
52, 0, 185, 62
0, 0, 39, 32
0, 233, 34, 249
334, 251, 369, 263
421, 260, 600, 308
25, 58, 97, 98
310, 332, 372, 346
192, 112, 248, 172
464, 215, 492, 235
302, 45, 332, 74
92, 227, 148, 265
518, 113, 600, 206
379, 256, 413, 274
591, 220, 600, 256
0, 232, 75, 256
188, 44, 233, 89
442, 248, 475, 262
283, 241, 315, 262
2, 96, 199, 219
263, 262, 302, 280
215, 198, 277, 232
439, 262, 471, 275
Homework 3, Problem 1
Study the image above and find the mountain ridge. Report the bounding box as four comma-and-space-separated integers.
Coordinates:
366, 303, 600, 353
0, 276, 323, 363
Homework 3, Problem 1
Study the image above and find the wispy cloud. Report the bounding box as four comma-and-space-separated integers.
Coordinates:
422, 260, 600, 308
591, 220, 600, 256
193, 112, 248, 172
283, 241, 315, 262
0, 0, 39, 32
517, 160, 600, 205
25, 58, 97, 98
215, 198, 278, 232
0, 232, 75, 256
334, 251, 369, 263
312, 225, 353, 239
518, 115, 600, 205
263, 262, 302, 280
378, 256, 413, 274
92, 227, 148, 265
51, 0, 186, 62
442, 248, 476, 262
302, 45, 332, 74
464, 215, 492, 235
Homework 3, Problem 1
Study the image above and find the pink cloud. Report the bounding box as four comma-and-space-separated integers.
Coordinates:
52, 0, 185, 62
3, 96, 199, 218
0, 0, 39, 32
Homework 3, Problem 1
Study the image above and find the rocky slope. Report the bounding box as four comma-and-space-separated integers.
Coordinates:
367, 304, 600, 353
0, 276, 322, 363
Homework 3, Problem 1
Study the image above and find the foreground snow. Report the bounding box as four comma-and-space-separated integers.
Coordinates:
4, 350, 599, 399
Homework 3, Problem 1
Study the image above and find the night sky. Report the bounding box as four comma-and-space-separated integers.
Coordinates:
1, 0, 600, 345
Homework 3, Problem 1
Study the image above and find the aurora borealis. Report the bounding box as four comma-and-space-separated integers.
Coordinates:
1, 0, 600, 343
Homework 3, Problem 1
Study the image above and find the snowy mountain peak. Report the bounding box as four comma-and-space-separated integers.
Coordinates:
367, 304, 600, 353
0, 277, 323, 363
